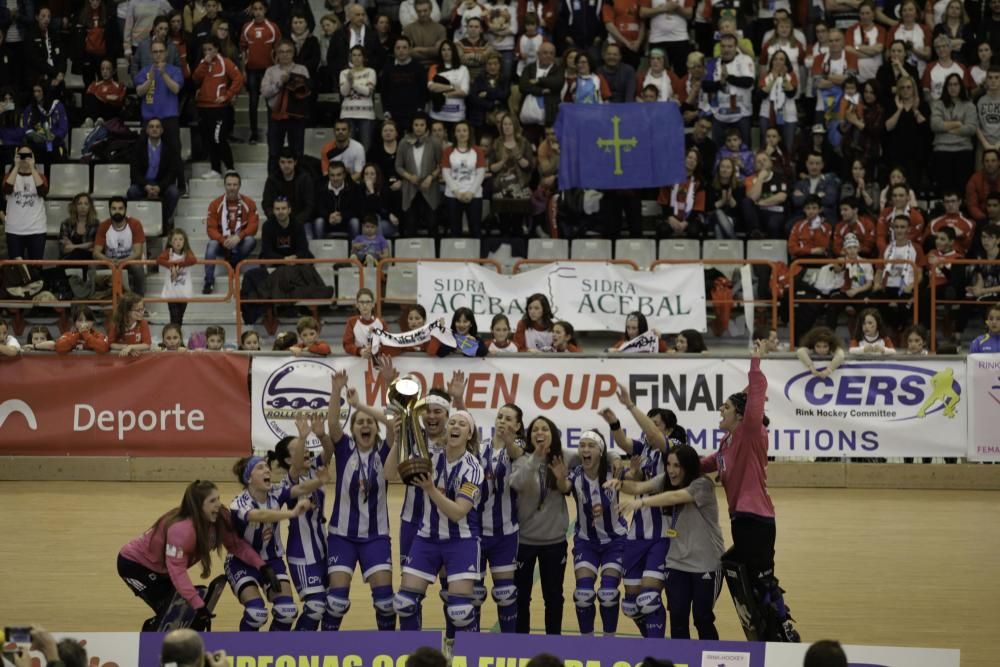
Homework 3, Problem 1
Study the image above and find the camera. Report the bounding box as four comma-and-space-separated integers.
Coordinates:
4, 628, 31, 645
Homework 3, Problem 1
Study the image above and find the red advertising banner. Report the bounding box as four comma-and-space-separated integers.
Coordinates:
0, 354, 251, 456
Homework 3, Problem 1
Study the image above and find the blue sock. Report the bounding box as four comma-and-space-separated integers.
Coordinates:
599, 575, 620, 635
268, 595, 296, 632
321, 587, 350, 632
397, 590, 424, 631
574, 577, 596, 635
623, 593, 645, 636
372, 585, 396, 631
640, 587, 666, 639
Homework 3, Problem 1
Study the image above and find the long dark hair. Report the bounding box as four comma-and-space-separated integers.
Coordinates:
940, 72, 969, 107
112, 292, 143, 340
625, 311, 649, 338
525, 415, 562, 490
267, 436, 296, 471
522, 293, 554, 329
854, 307, 886, 341
679, 329, 707, 353
499, 402, 526, 441
586, 431, 612, 484
438, 39, 460, 69
451, 306, 479, 336
663, 444, 701, 492
150, 480, 225, 578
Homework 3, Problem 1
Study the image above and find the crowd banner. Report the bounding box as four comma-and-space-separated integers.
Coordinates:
0, 354, 251, 456
416, 261, 707, 334
138, 630, 440, 666
967, 354, 1000, 462
251, 356, 967, 459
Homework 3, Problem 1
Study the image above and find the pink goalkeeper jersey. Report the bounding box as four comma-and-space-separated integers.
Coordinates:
700, 357, 775, 519
120, 515, 264, 609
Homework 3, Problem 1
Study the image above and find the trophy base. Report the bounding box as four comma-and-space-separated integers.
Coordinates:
400, 458, 433, 486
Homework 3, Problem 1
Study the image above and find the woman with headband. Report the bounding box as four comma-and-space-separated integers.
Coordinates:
700, 339, 800, 643
387, 409, 485, 641
552, 430, 627, 636
225, 455, 325, 631
474, 403, 526, 632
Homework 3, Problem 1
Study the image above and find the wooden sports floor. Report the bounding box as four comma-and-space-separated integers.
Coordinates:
1, 482, 997, 666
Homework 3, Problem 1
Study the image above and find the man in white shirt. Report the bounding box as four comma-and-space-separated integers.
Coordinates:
702, 33, 756, 146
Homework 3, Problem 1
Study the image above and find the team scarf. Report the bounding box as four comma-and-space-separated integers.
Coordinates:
617, 331, 661, 353
369, 319, 456, 355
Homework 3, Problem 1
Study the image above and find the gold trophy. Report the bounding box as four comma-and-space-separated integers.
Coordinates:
387, 376, 432, 485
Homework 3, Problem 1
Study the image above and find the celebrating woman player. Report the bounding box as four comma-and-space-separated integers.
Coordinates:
388, 410, 484, 639
267, 407, 338, 631
318, 373, 397, 632
226, 456, 324, 631
118, 481, 270, 631
610, 444, 725, 639
597, 385, 677, 638
476, 403, 526, 632
552, 431, 627, 636
701, 339, 799, 642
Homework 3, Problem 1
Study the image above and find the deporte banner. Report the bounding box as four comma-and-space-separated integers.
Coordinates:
250, 356, 972, 459
1, 631, 958, 667
138, 630, 440, 666
416, 261, 707, 334
0, 353, 251, 456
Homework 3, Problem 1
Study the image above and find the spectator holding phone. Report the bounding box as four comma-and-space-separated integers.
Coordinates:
3, 146, 49, 260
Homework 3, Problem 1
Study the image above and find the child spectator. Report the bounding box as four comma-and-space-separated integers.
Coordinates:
273, 331, 298, 351
967, 224, 1000, 302
713, 128, 755, 177
823, 233, 876, 330
55, 305, 110, 354
788, 195, 833, 258
515, 14, 542, 76
203, 325, 226, 351
608, 311, 667, 352
486, 313, 520, 353
159, 323, 187, 351
671, 328, 707, 353
109, 293, 152, 357
901, 324, 929, 355
877, 214, 925, 332
24, 325, 56, 351
0, 319, 21, 357
428, 306, 489, 356
385, 305, 432, 356
923, 226, 965, 332
548, 320, 580, 352
351, 215, 391, 267
832, 197, 877, 258
796, 326, 846, 378
850, 307, 896, 354
514, 292, 555, 352
342, 288, 384, 357
157, 229, 197, 326
969, 303, 1000, 353
240, 330, 261, 351
291, 315, 332, 356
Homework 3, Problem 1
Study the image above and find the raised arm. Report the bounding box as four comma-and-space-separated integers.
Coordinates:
327, 369, 349, 443
741, 340, 768, 430
619, 487, 694, 514
615, 384, 667, 451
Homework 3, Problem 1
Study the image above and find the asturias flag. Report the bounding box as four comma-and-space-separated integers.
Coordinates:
554, 102, 686, 190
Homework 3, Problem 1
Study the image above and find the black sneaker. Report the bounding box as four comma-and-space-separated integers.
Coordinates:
780, 619, 801, 643
202, 283, 214, 295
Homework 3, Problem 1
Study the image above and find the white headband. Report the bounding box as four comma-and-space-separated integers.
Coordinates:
580, 430, 605, 453
425, 394, 452, 410
451, 409, 476, 433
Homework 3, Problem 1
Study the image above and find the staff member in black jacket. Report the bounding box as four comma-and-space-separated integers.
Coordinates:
127, 118, 182, 225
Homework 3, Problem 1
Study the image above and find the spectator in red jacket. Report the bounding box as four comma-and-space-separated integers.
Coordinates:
202, 171, 259, 294
788, 196, 833, 258
833, 197, 877, 257
965, 148, 1000, 221
291, 315, 332, 356
192, 37, 244, 178
55, 305, 110, 355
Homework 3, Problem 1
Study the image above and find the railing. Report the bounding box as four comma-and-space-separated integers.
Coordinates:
928, 258, 1000, 353
787, 258, 920, 348
234, 258, 365, 339
375, 258, 503, 318
0, 259, 116, 334
512, 258, 641, 272
649, 258, 781, 333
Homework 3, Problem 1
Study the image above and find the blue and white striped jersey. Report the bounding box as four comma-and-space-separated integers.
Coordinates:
329, 434, 391, 539
282, 455, 328, 564
568, 466, 628, 544
628, 435, 667, 540
477, 439, 521, 537
231, 484, 293, 560
416, 448, 484, 540
400, 435, 444, 524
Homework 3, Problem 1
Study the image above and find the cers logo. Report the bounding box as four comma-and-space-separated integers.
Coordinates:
784, 363, 961, 422
262, 360, 350, 441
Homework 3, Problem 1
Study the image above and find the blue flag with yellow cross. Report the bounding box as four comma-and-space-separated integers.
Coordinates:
553, 102, 686, 190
